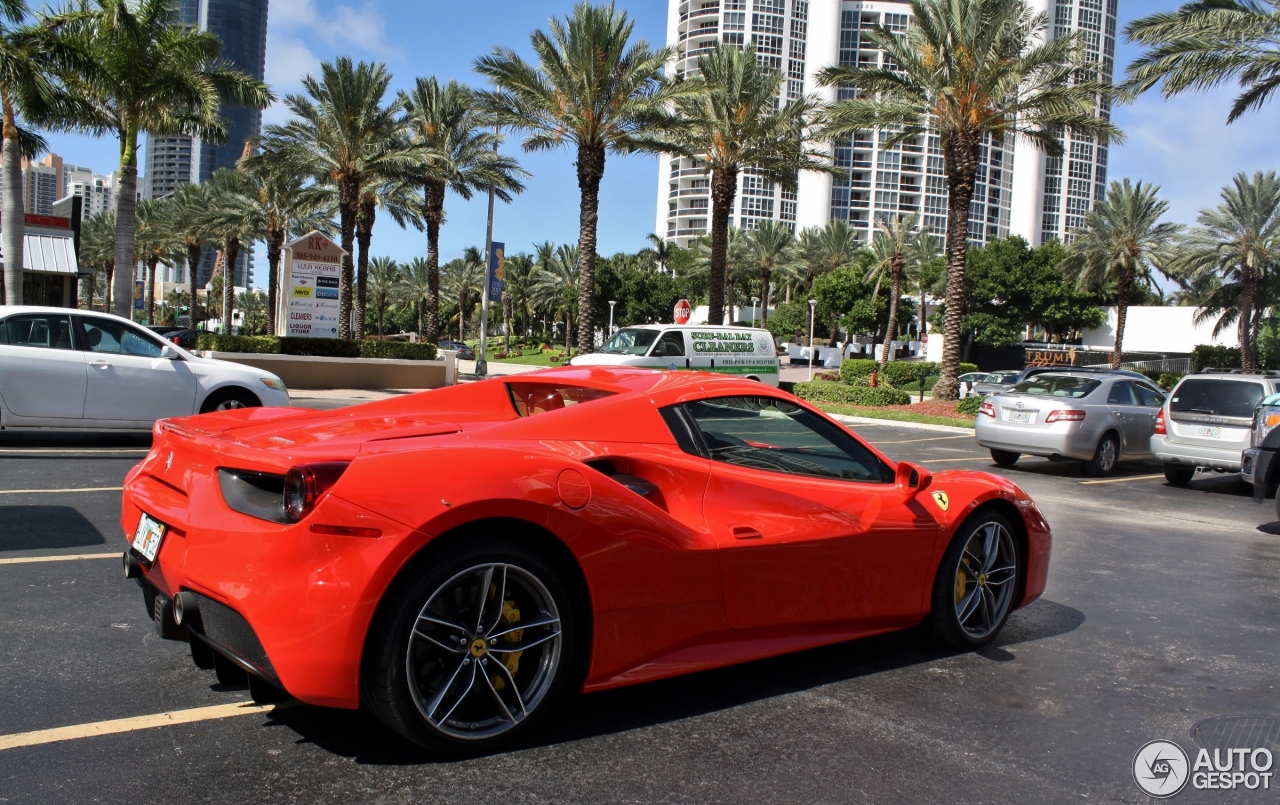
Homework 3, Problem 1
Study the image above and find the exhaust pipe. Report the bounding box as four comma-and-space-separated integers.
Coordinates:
122, 552, 143, 579
173, 591, 199, 627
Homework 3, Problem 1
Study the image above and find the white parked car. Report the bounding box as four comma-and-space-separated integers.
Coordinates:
0, 306, 289, 429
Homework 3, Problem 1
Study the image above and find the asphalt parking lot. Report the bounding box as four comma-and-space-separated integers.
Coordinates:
1, 405, 1277, 804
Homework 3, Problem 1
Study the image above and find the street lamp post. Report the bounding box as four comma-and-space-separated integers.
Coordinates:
477, 125, 499, 377
608, 300, 616, 336
808, 299, 817, 382
751, 296, 759, 328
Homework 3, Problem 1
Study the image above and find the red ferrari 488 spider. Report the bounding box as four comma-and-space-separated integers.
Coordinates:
120, 366, 1051, 753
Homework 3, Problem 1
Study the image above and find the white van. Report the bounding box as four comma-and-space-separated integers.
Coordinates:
568, 325, 780, 386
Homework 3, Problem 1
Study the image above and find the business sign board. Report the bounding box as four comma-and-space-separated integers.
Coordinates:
280, 231, 346, 338
487, 241, 505, 303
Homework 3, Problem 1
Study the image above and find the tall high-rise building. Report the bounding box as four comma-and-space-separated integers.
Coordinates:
143, 0, 268, 287
656, 0, 1115, 249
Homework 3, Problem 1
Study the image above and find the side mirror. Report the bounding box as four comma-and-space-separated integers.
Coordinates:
160, 345, 180, 360
895, 461, 932, 499
652, 342, 668, 357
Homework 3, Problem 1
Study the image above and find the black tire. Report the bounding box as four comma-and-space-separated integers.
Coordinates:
199, 387, 261, 414
990, 449, 1020, 467
1084, 432, 1120, 477
1163, 464, 1196, 486
362, 537, 580, 754
927, 510, 1021, 649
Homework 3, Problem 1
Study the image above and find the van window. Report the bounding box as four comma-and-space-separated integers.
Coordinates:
650, 331, 685, 357
600, 328, 659, 356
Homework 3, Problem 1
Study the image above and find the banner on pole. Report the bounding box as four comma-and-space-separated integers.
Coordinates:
134, 281, 145, 310
487, 242, 505, 303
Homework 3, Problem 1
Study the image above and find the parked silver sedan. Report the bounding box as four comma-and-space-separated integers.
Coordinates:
975, 371, 1167, 476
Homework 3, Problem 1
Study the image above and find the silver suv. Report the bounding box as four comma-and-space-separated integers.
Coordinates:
1151, 370, 1280, 485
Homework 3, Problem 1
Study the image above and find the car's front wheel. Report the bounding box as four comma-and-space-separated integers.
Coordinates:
927, 510, 1021, 649
1163, 464, 1196, 485
362, 538, 579, 754
1084, 433, 1119, 477
990, 449, 1020, 467
200, 387, 261, 413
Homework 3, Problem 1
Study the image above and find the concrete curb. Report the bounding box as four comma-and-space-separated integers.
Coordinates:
829, 414, 975, 435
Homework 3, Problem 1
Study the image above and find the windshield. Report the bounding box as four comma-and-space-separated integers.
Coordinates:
1009, 375, 1100, 398
1171, 379, 1265, 418
600, 328, 660, 355
983, 371, 1021, 384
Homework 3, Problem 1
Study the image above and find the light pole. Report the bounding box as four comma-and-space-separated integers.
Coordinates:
477, 125, 499, 377
608, 300, 616, 337
807, 299, 817, 382
751, 296, 759, 328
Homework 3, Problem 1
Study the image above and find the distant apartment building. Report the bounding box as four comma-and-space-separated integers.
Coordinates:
656, 0, 1117, 249
143, 0, 269, 288
17, 154, 122, 218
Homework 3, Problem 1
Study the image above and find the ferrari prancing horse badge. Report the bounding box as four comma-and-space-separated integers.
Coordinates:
932, 491, 950, 512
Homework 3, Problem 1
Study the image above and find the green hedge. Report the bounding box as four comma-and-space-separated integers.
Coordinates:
959, 362, 979, 375
840, 359, 879, 383
1191, 345, 1242, 372
794, 380, 912, 406
956, 395, 985, 416
1157, 372, 1184, 390
197, 334, 437, 360
840, 359, 979, 386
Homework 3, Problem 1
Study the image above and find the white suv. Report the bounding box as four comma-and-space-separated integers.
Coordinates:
1150, 370, 1280, 485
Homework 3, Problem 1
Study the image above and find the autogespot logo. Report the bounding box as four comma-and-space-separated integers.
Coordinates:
1134, 740, 1190, 798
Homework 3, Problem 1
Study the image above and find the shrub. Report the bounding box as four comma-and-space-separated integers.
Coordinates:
358, 340, 437, 360
1139, 369, 1162, 383
957, 396, 985, 416
793, 380, 911, 406
959, 362, 979, 375
881, 360, 938, 388
1191, 344, 1242, 372
196, 334, 280, 354
1157, 372, 1185, 390
840, 359, 878, 383
278, 337, 361, 358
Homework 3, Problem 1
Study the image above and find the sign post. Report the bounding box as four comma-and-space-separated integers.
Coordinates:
674, 298, 692, 325
279, 231, 346, 339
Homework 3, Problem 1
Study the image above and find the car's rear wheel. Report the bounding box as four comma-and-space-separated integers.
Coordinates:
927, 511, 1021, 649
362, 538, 578, 754
200, 387, 261, 413
990, 449, 1020, 467
1163, 464, 1196, 486
1084, 433, 1119, 477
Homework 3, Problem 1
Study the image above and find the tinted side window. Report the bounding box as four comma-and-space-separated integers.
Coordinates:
80, 317, 163, 358
2, 314, 75, 350
679, 396, 892, 483
652, 331, 686, 357
1136, 384, 1165, 407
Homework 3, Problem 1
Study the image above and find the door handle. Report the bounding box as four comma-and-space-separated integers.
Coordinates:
89, 360, 110, 368
732, 526, 763, 540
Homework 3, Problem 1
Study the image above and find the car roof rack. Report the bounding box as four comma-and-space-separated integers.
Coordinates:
1198, 367, 1280, 377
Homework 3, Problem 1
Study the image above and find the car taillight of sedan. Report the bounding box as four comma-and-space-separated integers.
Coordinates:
978, 401, 996, 418
1044, 410, 1086, 424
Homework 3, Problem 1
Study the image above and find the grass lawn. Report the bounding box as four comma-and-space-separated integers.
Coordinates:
815, 402, 976, 429
489, 349, 576, 367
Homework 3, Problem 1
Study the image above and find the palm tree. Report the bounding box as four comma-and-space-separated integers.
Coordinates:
642, 233, 673, 274
912, 229, 944, 345
504, 251, 538, 341
819, 0, 1122, 397
205, 169, 263, 333
162, 288, 189, 325
397, 257, 432, 336
1125, 0, 1280, 123
743, 220, 795, 326
168, 181, 215, 329
401, 77, 527, 342
1167, 171, 1280, 369
688, 225, 752, 321
133, 197, 180, 325
532, 244, 580, 353
476, 2, 688, 354
1062, 179, 1181, 367
442, 253, 484, 342
262, 58, 419, 339
238, 149, 331, 335
236, 289, 266, 335
366, 256, 400, 337
670, 43, 829, 325
79, 209, 114, 311
354, 176, 421, 338
206, 274, 223, 321
864, 214, 922, 364
48, 0, 270, 319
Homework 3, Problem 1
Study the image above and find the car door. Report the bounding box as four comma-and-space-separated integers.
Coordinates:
1106, 381, 1153, 457
0, 312, 87, 419
76, 315, 199, 422
647, 329, 687, 371
675, 395, 939, 633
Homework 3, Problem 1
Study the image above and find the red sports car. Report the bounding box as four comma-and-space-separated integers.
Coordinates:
120, 366, 1051, 753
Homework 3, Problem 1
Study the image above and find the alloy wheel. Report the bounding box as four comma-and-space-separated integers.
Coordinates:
952, 521, 1018, 640
405, 563, 562, 741
1097, 439, 1117, 472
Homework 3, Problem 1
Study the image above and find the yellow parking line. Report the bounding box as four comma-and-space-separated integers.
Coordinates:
0, 553, 120, 566
874, 435, 974, 444
920, 457, 993, 463
0, 701, 298, 751
0, 486, 122, 495
1079, 473, 1166, 485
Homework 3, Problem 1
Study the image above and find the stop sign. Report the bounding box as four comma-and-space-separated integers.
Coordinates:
674, 298, 692, 325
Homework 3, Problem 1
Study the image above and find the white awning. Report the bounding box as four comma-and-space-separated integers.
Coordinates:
21, 233, 81, 276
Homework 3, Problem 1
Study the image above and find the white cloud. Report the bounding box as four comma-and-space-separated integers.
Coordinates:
1110, 89, 1280, 226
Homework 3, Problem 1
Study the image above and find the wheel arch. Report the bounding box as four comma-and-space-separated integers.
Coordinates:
198, 383, 262, 412
942, 498, 1030, 611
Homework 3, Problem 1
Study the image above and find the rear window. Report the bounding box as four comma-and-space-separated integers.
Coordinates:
984, 371, 1021, 384
507, 382, 616, 417
1009, 375, 1100, 398
1171, 379, 1265, 418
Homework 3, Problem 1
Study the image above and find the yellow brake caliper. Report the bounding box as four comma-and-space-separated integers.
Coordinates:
491, 598, 523, 691
956, 557, 969, 604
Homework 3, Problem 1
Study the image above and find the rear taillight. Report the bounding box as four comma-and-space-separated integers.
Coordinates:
171, 335, 181, 344
1154, 409, 1167, 435
978, 401, 995, 418
1045, 410, 1086, 424
284, 462, 349, 522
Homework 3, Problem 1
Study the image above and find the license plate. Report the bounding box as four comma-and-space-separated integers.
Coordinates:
131, 512, 166, 564
1008, 410, 1033, 424
1196, 426, 1222, 439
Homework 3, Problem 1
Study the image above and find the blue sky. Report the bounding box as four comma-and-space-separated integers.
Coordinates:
40, 0, 1280, 286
